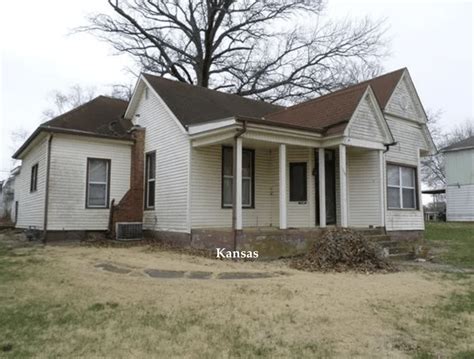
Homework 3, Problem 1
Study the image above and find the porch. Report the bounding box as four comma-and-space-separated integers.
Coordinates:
189, 118, 387, 232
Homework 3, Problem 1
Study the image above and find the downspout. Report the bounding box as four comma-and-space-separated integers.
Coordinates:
42, 134, 53, 243
232, 121, 247, 251
384, 141, 398, 153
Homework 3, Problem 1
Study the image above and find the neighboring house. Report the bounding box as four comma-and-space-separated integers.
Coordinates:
12, 68, 436, 251
0, 166, 21, 222
441, 136, 474, 221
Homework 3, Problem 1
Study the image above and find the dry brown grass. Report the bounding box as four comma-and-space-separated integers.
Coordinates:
1, 240, 473, 358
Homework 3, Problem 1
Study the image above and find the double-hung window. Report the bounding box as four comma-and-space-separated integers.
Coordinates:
387, 164, 417, 209
222, 146, 254, 208
30, 163, 38, 192
86, 158, 110, 208
145, 152, 156, 209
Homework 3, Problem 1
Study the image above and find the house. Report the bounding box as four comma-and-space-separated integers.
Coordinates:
12, 68, 436, 253
441, 136, 474, 221
0, 166, 21, 223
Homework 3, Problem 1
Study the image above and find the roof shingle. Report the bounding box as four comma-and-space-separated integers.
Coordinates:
143, 74, 283, 126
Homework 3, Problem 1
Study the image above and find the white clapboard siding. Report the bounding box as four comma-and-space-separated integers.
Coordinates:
14, 137, 48, 229
347, 149, 382, 227
385, 75, 422, 121
446, 184, 474, 221
47, 134, 132, 231
445, 149, 474, 186
134, 90, 190, 232
191, 145, 274, 228
384, 78, 428, 231
346, 95, 386, 143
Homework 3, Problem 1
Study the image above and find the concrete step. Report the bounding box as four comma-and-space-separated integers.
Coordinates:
367, 235, 392, 242
354, 227, 385, 236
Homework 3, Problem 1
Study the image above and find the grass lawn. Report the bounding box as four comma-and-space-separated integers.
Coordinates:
0, 229, 473, 358
425, 222, 474, 268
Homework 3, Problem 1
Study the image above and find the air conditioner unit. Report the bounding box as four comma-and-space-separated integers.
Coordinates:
116, 222, 143, 241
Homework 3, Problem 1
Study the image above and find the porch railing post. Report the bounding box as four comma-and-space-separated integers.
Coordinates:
235, 137, 243, 230
279, 144, 287, 229
339, 144, 348, 227
378, 150, 385, 227
318, 148, 326, 228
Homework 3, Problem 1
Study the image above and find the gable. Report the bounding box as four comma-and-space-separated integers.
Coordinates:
385, 72, 424, 122
344, 88, 393, 144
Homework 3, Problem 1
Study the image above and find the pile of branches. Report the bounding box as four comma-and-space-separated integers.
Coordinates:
291, 228, 396, 273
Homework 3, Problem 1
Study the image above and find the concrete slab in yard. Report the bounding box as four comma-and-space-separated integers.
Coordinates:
95, 263, 132, 274
144, 269, 186, 278
216, 272, 275, 280
186, 271, 213, 279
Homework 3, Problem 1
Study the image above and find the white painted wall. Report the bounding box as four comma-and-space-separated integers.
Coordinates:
445, 149, 474, 221
446, 184, 474, 221
383, 117, 427, 231
347, 148, 382, 227
133, 88, 191, 232
346, 95, 386, 143
191, 145, 274, 228
47, 134, 132, 231
14, 136, 48, 229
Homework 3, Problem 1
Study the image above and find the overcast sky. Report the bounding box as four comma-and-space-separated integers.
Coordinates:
0, 0, 473, 181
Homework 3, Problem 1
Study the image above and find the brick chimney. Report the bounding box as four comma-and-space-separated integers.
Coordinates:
109, 127, 146, 236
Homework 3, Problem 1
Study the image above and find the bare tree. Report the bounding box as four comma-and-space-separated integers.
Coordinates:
42, 85, 97, 121
79, 0, 388, 103
42, 83, 134, 121
422, 114, 474, 188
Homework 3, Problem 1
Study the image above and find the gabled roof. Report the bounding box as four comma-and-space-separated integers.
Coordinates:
142, 73, 283, 127
265, 68, 405, 135
13, 96, 132, 159
442, 135, 474, 152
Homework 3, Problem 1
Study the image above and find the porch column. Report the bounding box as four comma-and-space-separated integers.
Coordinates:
233, 137, 243, 230
378, 150, 385, 227
339, 144, 348, 227
279, 144, 287, 229
318, 148, 326, 228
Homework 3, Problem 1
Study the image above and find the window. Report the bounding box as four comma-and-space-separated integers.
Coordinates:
290, 162, 307, 202
387, 164, 417, 209
86, 158, 110, 208
30, 163, 38, 192
222, 146, 254, 208
145, 152, 156, 209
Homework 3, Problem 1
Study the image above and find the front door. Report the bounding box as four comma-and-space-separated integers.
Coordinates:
315, 149, 337, 225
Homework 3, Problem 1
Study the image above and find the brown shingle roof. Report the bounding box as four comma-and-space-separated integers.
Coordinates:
42, 96, 131, 138
265, 68, 405, 135
13, 96, 132, 159
143, 74, 283, 126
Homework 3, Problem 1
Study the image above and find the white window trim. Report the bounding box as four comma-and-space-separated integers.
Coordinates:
222, 147, 253, 208
145, 152, 156, 209
387, 165, 417, 210
87, 159, 109, 208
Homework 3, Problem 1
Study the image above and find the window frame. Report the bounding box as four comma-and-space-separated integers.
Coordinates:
144, 151, 156, 210
386, 162, 418, 210
221, 146, 255, 209
289, 162, 308, 202
30, 163, 38, 193
85, 158, 111, 209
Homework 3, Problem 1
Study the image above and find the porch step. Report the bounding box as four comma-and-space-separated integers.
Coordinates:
367, 235, 392, 242
353, 227, 386, 236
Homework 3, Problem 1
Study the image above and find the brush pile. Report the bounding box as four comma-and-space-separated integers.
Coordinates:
291, 228, 396, 273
